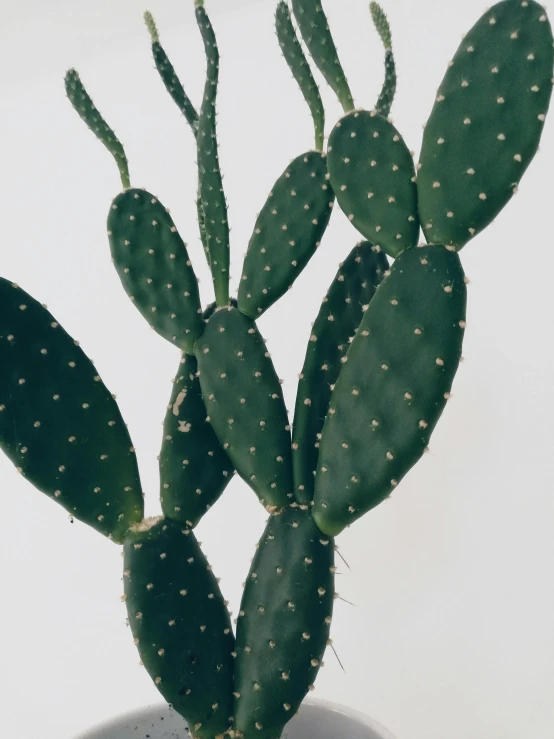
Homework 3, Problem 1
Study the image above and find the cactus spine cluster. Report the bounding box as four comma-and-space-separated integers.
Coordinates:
0, 1, 552, 738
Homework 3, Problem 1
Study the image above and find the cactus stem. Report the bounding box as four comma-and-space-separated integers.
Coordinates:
65, 68, 131, 189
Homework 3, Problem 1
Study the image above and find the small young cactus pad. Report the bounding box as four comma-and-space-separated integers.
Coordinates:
313, 245, 467, 536
107, 189, 204, 354
234, 506, 334, 739
237, 152, 334, 319
292, 241, 389, 505
418, 0, 553, 248
0, 278, 144, 542
124, 517, 234, 739
327, 111, 419, 258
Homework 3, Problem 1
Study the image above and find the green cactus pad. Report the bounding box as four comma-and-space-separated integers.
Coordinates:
65, 69, 130, 189
107, 188, 204, 355
194, 307, 292, 510
237, 152, 334, 319
234, 506, 334, 739
159, 352, 234, 527
292, 242, 389, 505
275, 2, 325, 151
0, 278, 143, 542
124, 517, 234, 739
291, 0, 354, 112
327, 110, 419, 258
196, 3, 230, 306
313, 245, 467, 536
418, 0, 553, 249
145, 12, 200, 134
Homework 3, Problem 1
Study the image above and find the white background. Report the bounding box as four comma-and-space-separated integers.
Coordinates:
1, 0, 553, 737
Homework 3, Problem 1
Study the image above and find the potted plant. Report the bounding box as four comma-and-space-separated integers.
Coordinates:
1, 0, 552, 737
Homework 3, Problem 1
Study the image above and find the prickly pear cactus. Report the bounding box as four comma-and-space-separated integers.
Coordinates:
1, 0, 552, 737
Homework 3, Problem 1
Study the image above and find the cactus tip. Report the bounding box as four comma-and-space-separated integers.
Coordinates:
195, 0, 205, 7
370, 1, 392, 50
144, 10, 159, 42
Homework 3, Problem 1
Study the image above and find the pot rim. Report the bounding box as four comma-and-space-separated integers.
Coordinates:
75, 695, 396, 739
305, 696, 397, 739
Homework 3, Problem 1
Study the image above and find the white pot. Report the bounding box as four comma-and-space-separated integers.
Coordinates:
74, 697, 396, 739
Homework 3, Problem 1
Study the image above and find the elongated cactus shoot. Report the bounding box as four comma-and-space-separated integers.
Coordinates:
276, 2, 325, 151
65, 69, 130, 188
370, 2, 397, 117
291, 0, 355, 112
144, 11, 200, 133
196, 2, 230, 306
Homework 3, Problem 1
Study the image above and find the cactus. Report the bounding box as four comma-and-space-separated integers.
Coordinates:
1, 1, 552, 737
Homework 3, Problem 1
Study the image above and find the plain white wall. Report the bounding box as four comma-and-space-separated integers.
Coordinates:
0, 0, 553, 737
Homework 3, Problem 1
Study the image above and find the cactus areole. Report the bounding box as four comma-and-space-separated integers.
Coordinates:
1, 0, 551, 736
